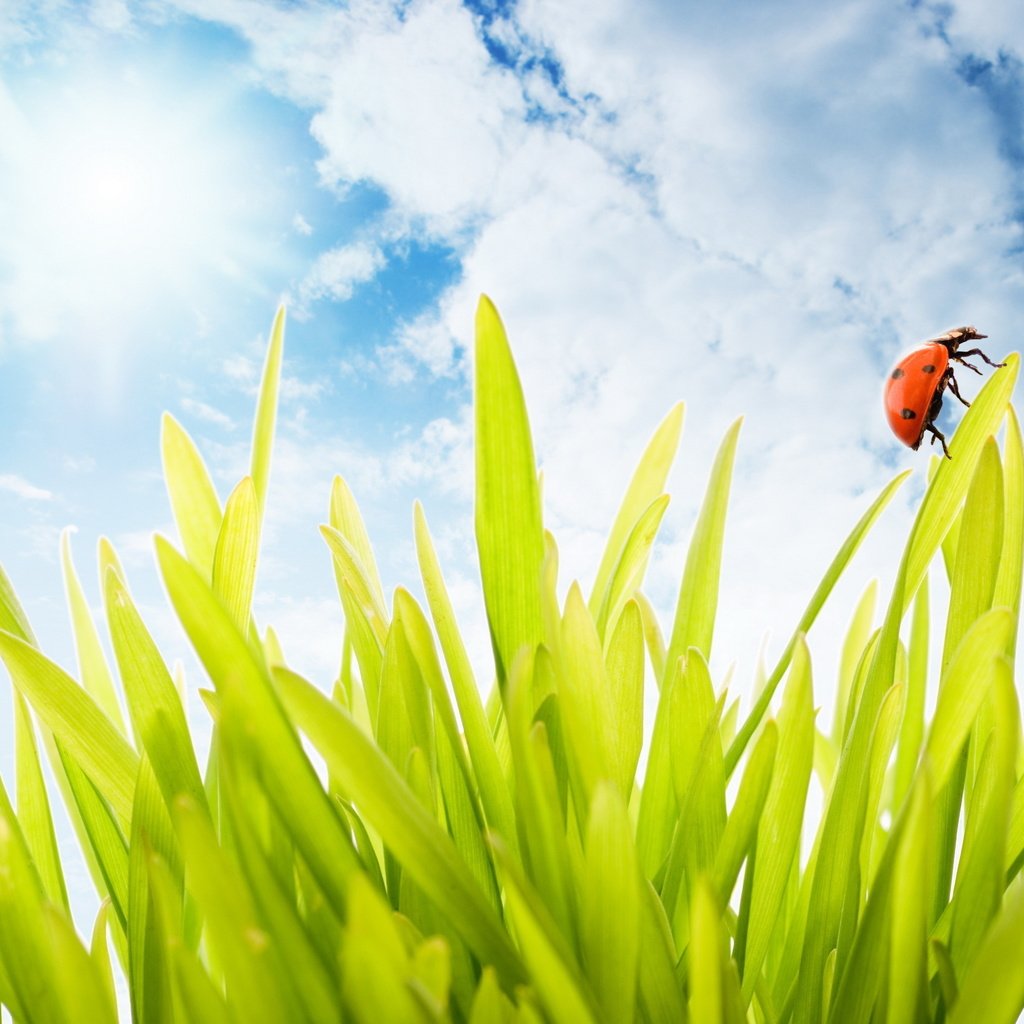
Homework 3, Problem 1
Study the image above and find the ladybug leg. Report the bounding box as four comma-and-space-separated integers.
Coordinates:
925, 422, 951, 459
946, 371, 970, 408
956, 347, 1006, 369
954, 356, 984, 375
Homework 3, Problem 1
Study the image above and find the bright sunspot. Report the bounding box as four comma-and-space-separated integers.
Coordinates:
5, 72, 273, 343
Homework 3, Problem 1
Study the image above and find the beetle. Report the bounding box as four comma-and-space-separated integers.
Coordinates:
883, 326, 1004, 459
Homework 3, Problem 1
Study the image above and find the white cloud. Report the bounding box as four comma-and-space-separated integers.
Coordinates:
0, 474, 53, 500
297, 240, 385, 306
292, 212, 313, 236
181, 397, 235, 431
222, 354, 258, 385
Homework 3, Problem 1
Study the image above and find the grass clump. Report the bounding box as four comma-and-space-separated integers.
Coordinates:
1, 296, 1023, 1023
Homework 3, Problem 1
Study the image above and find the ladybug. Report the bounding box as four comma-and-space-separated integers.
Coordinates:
884, 326, 1004, 459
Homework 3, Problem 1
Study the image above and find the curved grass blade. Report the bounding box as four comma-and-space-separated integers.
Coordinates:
589, 401, 683, 619
161, 412, 223, 580
994, 404, 1024, 659
212, 476, 261, 634
663, 416, 741, 677
0, 630, 138, 827
331, 476, 386, 616
274, 663, 526, 987
250, 305, 285, 517
474, 295, 545, 685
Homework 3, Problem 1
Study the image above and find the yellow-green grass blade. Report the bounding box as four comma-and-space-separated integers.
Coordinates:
104, 567, 207, 814
220, 759, 341, 1024
947, 875, 1024, 1024
635, 590, 667, 683
893, 576, 929, 813
128, 756, 178, 1024
603, 599, 645, 799
589, 401, 683, 620
173, 794, 294, 1023
713, 720, 777, 904
0, 562, 37, 643
155, 536, 361, 917
596, 494, 670, 643
13, 689, 68, 911
1008, 777, 1024, 881
831, 579, 877, 746
738, 636, 813, 1003
638, 880, 688, 1023
414, 502, 517, 854
581, 783, 641, 1023
474, 295, 545, 685
250, 304, 285, 517
161, 412, 223, 581
212, 476, 261, 634
995, 405, 1024, 659
488, 832, 599, 1023
664, 416, 741, 678
45, 906, 117, 1024
726, 470, 909, 777
860, 681, 905, 889
886, 768, 933, 1024
61, 529, 126, 735
557, 583, 618, 808
670, 648, 725, 879
948, 662, 1018, 977
0, 629, 138, 827
924, 608, 1012, 792
331, 475, 387, 616
470, 966, 516, 1024
506, 648, 577, 947
636, 658, 681, 878
0, 775, 64, 1024
688, 877, 725, 1024
274, 664, 526, 986
90, 900, 117, 1018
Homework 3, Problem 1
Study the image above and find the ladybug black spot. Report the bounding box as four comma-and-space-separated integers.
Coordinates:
891, 368, 905, 379
922, 364, 936, 373
901, 408, 917, 420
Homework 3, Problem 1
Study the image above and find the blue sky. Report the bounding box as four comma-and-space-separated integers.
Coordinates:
1, 0, 1023, 838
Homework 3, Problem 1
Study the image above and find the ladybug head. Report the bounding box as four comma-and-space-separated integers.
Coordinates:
939, 325, 987, 354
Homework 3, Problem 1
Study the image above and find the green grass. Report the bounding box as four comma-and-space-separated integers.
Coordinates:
0, 297, 1023, 1023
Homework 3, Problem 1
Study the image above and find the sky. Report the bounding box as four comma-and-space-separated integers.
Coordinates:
1, 0, 1023, 923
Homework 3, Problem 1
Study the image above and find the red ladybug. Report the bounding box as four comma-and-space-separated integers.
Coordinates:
884, 326, 1004, 459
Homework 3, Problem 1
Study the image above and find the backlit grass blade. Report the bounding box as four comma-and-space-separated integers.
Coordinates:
688, 877, 725, 1024
589, 401, 683, 619
886, 768, 933, 1024
13, 690, 68, 911
474, 295, 545, 685
595, 494, 670, 642
250, 305, 285, 517
1008, 778, 1024, 881
274, 664, 526, 986
212, 476, 261, 634
0, 563, 37, 643
947, 876, 1024, 1024
635, 591, 667, 683
331, 476, 387, 615
173, 794, 293, 1023
726, 469, 910, 777
61, 529, 126, 734
0, 629, 138, 826
860, 681, 905, 887
603, 599, 645, 797
893, 577, 929, 813
638, 881, 689, 1022
488, 833, 599, 1023
713, 720, 777, 904
580, 783, 640, 1023
831, 579, 877, 747
506, 648, 577, 945
663, 416, 741, 677
414, 502, 517, 852
128, 756, 178, 1024
161, 412, 223, 580
994, 404, 1024, 659
104, 566, 207, 813
45, 905, 117, 1024
156, 536, 361, 917
948, 662, 1018, 976
738, 636, 813, 1002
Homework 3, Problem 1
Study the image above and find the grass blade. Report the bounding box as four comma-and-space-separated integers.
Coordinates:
250, 305, 285, 517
